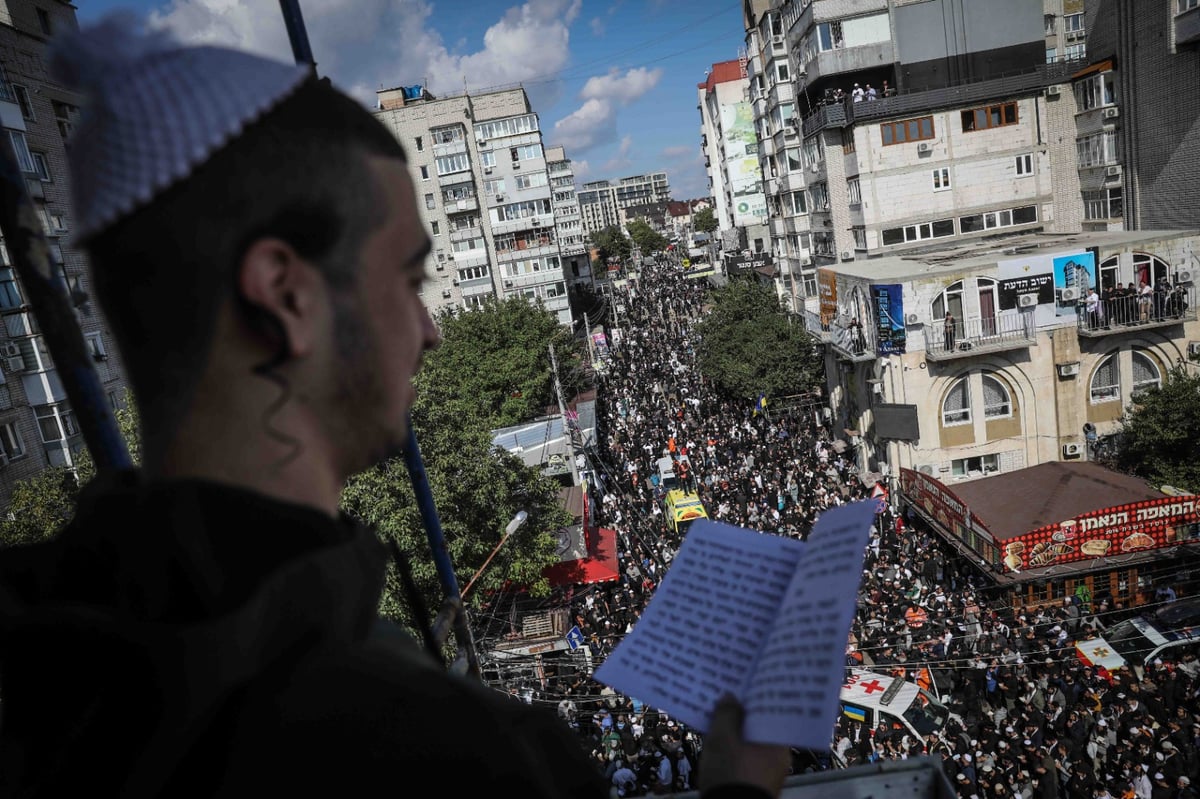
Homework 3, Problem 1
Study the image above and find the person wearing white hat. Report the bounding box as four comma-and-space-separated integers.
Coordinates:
0, 13, 789, 799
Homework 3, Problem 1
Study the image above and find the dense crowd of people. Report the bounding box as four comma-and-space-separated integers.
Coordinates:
506, 259, 1200, 798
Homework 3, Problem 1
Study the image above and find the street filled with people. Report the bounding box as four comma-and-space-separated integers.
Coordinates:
515, 260, 1200, 798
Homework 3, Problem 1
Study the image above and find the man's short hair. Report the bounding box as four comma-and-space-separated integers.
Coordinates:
83, 77, 405, 434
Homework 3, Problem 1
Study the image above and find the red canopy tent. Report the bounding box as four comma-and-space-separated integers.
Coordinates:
543, 527, 620, 586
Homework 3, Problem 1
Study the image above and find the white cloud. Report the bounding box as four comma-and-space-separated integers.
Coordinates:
147, 0, 580, 108
661, 144, 693, 159
602, 135, 634, 173
550, 66, 662, 154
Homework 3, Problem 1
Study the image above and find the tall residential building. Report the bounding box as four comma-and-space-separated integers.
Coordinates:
697, 59, 769, 254
0, 0, 129, 506
576, 173, 670, 239
375, 85, 573, 325
1043, 0, 1088, 64
544, 144, 592, 288
1071, 0, 1200, 231
743, 0, 1087, 310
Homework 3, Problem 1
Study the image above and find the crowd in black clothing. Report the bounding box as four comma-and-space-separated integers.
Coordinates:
514, 260, 1200, 799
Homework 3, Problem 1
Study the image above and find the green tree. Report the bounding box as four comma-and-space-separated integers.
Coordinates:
692, 206, 717, 235
694, 279, 823, 401
1110, 365, 1200, 492
417, 296, 585, 430
625, 219, 667, 254
589, 225, 631, 266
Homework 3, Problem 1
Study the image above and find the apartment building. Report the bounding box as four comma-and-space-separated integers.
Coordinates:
576, 172, 671, 239
743, 0, 1087, 310
375, 85, 573, 325
802, 228, 1200, 488
544, 144, 592, 288
1071, 0, 1200, 231
0, 0, 129, 506
697, 59, 769, 254
1044, 0, 1088, 63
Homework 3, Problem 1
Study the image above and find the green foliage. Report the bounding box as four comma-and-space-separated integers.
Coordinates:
0, 390, 141, 549
1111, 366, 1200, 492
625, 219, 667, 254
418, 296, 584, 430
589, 225, 632, 265
692, 206, 718, 234
695, 279, 823, 401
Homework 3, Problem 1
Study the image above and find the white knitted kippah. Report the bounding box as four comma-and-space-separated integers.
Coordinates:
48, 12, 311, 242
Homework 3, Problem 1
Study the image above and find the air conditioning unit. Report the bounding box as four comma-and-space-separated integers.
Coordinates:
1058, 362, 1080, 377
484, 167, 493, 174
452, 278, 460, 286
905, 313, 921, 325
1058, 286, 1081, 302
446, 254, 454, 261
1, 342, 19, 358
1063, 442, 1083, 458
917, 464, 935, 476
1188, 341, 1200, 357
442, 289, 452, 298
478, 139, 488, 148
504, 280, 513, 288
1046, 85, 1061, 97
1102, 107, 1119, 119
1175, 268, 1194, 284
1105, 165, 1122, 177
6, 356, 23, 372
512, 162, 521, 169
495, 194, 505, 202
841, 250, 852, 260
917, 142, 932, 153
822, 202, 830, 211
435, 263, 444, 271
772, 34, 784, 46
1018, 293, 1039, 308
531, 218, 540, 226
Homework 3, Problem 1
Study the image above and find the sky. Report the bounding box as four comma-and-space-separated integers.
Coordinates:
75, 0, 749, 200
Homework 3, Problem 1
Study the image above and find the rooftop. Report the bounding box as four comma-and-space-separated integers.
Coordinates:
825, 229, 1200, 283
951, 462, 1163, 542
699, 60, 745, 93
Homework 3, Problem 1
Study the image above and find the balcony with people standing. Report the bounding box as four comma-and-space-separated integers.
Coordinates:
1077, 283, 1196, 337
923, 313, 1035, 362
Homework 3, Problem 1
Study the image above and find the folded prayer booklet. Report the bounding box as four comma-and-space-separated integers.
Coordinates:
594, 500, 876, 749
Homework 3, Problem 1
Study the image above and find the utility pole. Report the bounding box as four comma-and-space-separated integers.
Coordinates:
549, 344, 581, 485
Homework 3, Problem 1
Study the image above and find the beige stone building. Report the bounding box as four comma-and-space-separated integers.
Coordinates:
0, 0, 129, 507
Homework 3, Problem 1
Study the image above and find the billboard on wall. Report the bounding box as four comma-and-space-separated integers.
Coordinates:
818, 268, 838, 325
998, 496, 1200, 574
872, 283, 907, 355
899, 468, 990, 541
997, 273, 1055, 310
720, 101, 767, 227
1053, 251, 1096, 316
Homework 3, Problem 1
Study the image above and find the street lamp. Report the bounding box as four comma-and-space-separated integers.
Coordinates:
462, 511, 529, 599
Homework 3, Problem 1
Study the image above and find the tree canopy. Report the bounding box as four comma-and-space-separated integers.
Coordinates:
692, 206, 718, 235
626, 219, 667, 254
1107, 365, 1200, 492
694, 279, 824, 401
589, 225, 632, 265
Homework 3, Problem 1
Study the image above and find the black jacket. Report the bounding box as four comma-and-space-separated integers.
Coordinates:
0, 473, 611, 798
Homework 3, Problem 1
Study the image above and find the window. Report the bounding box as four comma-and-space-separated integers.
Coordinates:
1075, 72, 1116, 111
510, 144, 542, 162
1076, 131, 1119, 168
419, 165, 429, 180
1090, 354, 1120, 403
959, 205, 1037, 233
881, 219, 954, 246
430, 221, 440, 235
932, 168, 951, 191
1180, 0, 1200, 12
942, 378, 971, 426
802, 135, 823, 167
0, 267, 21, 309
31, 151, 50, 182
435, 153, 470, 176
514, 171, 548, 190
1046, 48, 1057, 64
35, 404, 76, 443
1065, 13, 1084, 33
0, 421, 23, 460
932, 280, 965, 324
415, 136, 423, 152
842, 129, 856, 154
852, 227, 867, 250
785, 147, 802, 173
425, 193, 436, 210
6, 131, 35, 174
982, 375, 1012, 418
776, 62, 789, 82
12, 84, 34, 120
881, 116, 934, 145
847, 177, 861, 205
37, 7, 51, 35
952, 454, 999, 477
1044, 14, 1056, 34
961, 102, 1019, 132
1084, 188, 1123, 220
787, 190, 807, 215
474, 114, 540, 141
809, 182, 829, 209
457, 265, 489, 281
1131, 351, 1161, 397
85, 333, 105, 361
1015, 154, 1033, 176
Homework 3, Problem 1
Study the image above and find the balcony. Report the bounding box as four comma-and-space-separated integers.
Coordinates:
1178, 2, 1200, 47
3, 308, 38, 338
432, 138, 467, 159
923, 314, 1035, 361
801, 307, 831, 342
1077, 285, 1196, 337
449, 225, 482, 243
800, 40, 895, 89
831, 317, 876, 362
445, 196, 479, 213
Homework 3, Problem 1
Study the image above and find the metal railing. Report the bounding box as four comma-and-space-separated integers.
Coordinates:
1076, 285, 1197, 335
923, 313, 1035, 360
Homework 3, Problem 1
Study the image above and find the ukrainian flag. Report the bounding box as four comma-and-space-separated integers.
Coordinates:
842, 704, 866, 722
754, 392, 768, 416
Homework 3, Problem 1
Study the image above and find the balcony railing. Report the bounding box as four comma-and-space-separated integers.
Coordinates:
801, 308, 831, 342
1077, 285, 1196, 336
923, 313, 1035, 361
830, 317, 876, 362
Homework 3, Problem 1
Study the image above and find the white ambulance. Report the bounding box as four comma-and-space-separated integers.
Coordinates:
838, 669, 957, 743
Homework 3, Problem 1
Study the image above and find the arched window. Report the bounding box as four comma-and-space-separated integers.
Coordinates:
942, 378, 971, 425
1131, 350, 1162, 396
982, 374, 1012, 418
932, 280, 964, 323
1090, 354, 1120, 403
1099, 255, 1120, 293
1132, 253, 1170, 288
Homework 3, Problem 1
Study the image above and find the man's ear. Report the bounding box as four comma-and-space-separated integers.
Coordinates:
237, 238, 322, 358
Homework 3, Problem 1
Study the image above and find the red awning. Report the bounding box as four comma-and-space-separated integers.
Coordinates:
543, 527, 620, 586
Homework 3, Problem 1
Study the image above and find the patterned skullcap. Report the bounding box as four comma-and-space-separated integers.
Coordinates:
48, 12, 310, 242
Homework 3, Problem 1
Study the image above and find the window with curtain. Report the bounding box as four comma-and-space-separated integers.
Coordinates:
982, 375, 1011, 418
1131, 351, 1161, 396
943, 378, 971, 425
1090, 355, 1120, 403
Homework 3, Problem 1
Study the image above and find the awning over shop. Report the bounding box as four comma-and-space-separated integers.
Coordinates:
543, 527, 620, 586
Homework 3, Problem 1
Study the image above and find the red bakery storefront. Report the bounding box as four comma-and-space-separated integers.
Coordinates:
899, 462, 1200, 611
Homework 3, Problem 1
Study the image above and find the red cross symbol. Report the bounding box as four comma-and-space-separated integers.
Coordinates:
1091, 647, 1111, 659
860, 679, 886, 695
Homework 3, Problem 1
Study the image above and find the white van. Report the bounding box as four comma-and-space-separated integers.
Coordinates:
839, 669, 956, 743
